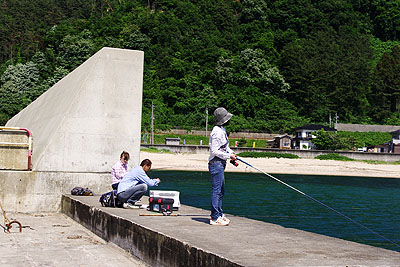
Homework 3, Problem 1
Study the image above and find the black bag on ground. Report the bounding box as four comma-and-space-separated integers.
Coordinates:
148, 197, 174, 214
71, 187, 93, 196
99, 190, 123, 208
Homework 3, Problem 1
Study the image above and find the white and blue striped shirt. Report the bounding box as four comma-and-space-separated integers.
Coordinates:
208, 126, 234, 161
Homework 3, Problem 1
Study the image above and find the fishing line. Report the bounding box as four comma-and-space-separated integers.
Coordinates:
236, 156, 400, 248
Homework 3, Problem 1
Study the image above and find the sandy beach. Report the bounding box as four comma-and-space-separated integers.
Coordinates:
141, 151, 400, 178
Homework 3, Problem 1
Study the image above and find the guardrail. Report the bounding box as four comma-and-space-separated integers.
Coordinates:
0, 127, 32, 170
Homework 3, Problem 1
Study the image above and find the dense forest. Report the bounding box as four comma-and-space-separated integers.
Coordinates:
1, 0, 400, 133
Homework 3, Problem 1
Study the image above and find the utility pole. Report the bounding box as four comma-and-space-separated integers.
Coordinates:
205, 105, 208, 137
334, 113, 339, 129
329, 113, 332, 128
151, 102, 154, 144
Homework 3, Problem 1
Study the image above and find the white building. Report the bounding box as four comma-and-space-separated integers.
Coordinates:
292, 124, 336, 150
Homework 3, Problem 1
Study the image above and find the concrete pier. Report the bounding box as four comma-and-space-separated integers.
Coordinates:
0, 213, 147, 266
62, 195, 400, 266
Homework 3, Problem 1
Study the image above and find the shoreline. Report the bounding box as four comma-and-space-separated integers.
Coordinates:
140, 151, 400, 178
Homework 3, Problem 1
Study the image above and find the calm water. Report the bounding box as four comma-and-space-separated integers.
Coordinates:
150, 170, 400, 252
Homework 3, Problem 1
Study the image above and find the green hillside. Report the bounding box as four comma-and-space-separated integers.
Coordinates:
1, 0, 400, 133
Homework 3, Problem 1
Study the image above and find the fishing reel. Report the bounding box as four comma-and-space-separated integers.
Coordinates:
230, 160, 239, 167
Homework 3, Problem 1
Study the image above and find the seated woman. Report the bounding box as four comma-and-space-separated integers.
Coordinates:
111, 151, 130, 190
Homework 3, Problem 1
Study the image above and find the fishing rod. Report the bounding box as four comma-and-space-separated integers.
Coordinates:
236, 156, 400, 248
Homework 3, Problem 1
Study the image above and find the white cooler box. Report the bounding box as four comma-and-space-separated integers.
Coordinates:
149, 190, 181, 210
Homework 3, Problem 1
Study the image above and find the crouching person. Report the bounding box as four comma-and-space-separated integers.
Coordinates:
117, 159, 160, 209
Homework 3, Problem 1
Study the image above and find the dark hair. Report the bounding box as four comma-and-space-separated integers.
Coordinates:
140, 159, 152, 167
120, 151, 130, 161
223, 119, 230, 126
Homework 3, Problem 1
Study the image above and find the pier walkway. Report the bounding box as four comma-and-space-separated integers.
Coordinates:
62, 195, 400, 266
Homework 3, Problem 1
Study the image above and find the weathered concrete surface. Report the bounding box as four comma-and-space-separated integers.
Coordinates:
6, 47, 144, 171
62, 195, 400, 267
0, 170, 111, 213
0, 213, 147, 266
0, 130, 29, 170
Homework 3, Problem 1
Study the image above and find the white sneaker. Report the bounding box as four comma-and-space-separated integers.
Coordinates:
123, 203, 139, 209
221, 214, 230, 223
210, 217, 229, 226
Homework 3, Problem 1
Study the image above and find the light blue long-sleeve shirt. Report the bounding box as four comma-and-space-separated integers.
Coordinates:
117, 166, 159, 194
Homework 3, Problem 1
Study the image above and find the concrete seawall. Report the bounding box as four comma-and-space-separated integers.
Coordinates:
62, 195, 400, 266
62, 195, 241, 267
0, 170, 110, 213
142, 144, 400, 162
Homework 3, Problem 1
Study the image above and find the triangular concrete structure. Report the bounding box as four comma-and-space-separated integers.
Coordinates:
6, 47, 143, 172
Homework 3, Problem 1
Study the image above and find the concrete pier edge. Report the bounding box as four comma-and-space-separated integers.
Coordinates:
62, 195, 400, 266
61, 195, 241, 267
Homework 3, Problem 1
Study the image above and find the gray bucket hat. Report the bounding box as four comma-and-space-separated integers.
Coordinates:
214, 107, 233, 126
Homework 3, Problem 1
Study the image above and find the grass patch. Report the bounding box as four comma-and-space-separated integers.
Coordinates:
231, 138, 267, 148
141, 147, 172, 153
237, 151, 299, 159
360, 160, 400, 165
316, 153, 400, 164
315, 153, 354, 161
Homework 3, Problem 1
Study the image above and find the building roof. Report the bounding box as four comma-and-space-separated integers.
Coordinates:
390, 129, 400, 134
294, 124, 337, 132
274, 135, 292, 139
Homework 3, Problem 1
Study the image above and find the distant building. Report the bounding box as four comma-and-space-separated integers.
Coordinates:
273, 135, 292, 149
370, 129, 400, 153
165, 138, 180, 145
389, 129, 400, 153
373, 143, 391, 153
293, 124, 336, 150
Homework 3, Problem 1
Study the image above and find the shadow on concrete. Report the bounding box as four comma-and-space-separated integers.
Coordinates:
191, 217, 209, 224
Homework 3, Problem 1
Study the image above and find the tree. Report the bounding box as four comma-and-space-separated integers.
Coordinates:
2, 0, 400, 130
377, 46, 400, 113
119, 25, 151, 51
313, 129, 355, 150
370, 0, 400, 41
0, 61, 40, 124
369, 36, 400, 70
371, 45, 400, 121
238, 0, 269, 24
280, 29, 373, 122
56, 29, 95, 70
215, 48, 289, 98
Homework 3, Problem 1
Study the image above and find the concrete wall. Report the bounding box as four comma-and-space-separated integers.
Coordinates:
336, 123, 400, 133
159, 124, 400, 138
142, 144, 400, 162
0, 130, 29, 170
6, 47, 144, 172
62, 195, 241, 267
0, 170, 110, 213
0, 48, 145, 213
157, 129, 277, 139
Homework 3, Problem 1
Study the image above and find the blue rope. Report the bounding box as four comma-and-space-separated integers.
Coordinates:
236, 156, 400, 248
